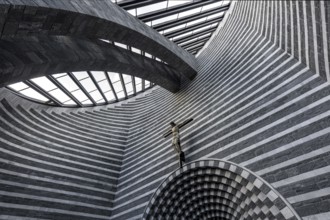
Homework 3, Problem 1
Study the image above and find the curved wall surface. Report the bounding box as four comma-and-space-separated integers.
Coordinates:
143, 160, 300, 220
0, 89, 132, 219
0, 1, 330, 220
111, 1, 330, 219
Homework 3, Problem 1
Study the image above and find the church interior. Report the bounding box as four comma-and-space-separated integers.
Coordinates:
0, 0, 329, 219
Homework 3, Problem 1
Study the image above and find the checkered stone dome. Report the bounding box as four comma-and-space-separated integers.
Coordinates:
143, 160, 301, 220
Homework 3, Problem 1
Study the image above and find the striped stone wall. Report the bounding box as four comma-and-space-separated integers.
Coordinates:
260, 0, 330, 82
0, 1, 330, 220
0, 89, 130, 219
143, 160, 300, 220
110, 1, 330, 219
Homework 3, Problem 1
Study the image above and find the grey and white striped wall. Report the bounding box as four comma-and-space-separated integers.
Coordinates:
0, 1, 329, 220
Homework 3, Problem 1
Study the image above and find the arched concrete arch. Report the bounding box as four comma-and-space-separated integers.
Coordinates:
0, 35, 181, 92
143, 159, 301, 220
0, 0, 197, 83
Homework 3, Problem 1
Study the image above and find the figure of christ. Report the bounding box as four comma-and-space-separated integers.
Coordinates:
163, 118, 193, 168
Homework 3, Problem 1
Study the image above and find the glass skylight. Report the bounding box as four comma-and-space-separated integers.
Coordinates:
101, 39, 166, 63
114, 0, 231, 55
7, 71, 155, 107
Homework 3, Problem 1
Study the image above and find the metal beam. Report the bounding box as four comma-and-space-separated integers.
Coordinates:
117, 0, 165, 10
153, 6, 228, 31
87, 71, 108, 104
142, 79, 145, 91
138, 0, 216, 22
119, 73, 128, 99
179, 35, 210, 48
132, 76, 136, 95
173, 27, 216, 44
46, 75, 83, 107
164, 17, 222, 38
24, 80, 63, 106
67, 72, 97, 106
104, 72, 118, 102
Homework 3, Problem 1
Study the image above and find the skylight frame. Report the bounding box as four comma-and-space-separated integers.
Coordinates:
6, 71, 155, 108
114, 0, 231, 55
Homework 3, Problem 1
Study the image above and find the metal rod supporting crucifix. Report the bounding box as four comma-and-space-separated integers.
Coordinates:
163, 118, 193, 168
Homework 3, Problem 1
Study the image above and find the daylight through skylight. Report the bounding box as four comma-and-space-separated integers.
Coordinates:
7, 72, 154, 107
113, 0, 231, 55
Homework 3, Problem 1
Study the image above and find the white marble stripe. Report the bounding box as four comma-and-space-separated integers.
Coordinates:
284, 0, 288, 51
2, 109, 123, 160
109, 202, 147, 219
320, 1, 330, 81
302, 212, 330, 220
0, 190, 113, 211
0, 168, 113, 194
303, 0, 310, 66
223, 96, 330, 161
254, 0, 262, 32
0, 122, 121, 171
265, 1, 270, 39
272, 164, 330, 188
259, 1, 265, 35
256, 142, 330, 176
296, 0, 302, 62
279, 0, 283, 48
114, 186, 156, 209
120, 72, 315, 185
288, 187, 330, 204
290, 0, 294, 56
0, 179, 109, 202
127, 215, 143, 220
269, 1, 274, 41
0, 202, 111, 220
0, 145, 116, 186
311, 1, 320, 76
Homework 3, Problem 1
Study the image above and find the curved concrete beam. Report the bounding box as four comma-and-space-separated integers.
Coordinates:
0, 36, 181, 92
0, 0, 197, 81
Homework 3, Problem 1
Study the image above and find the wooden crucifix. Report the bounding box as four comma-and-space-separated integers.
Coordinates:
163, 118, 193, 168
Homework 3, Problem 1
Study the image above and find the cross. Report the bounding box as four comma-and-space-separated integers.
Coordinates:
163, 118, 193, 168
